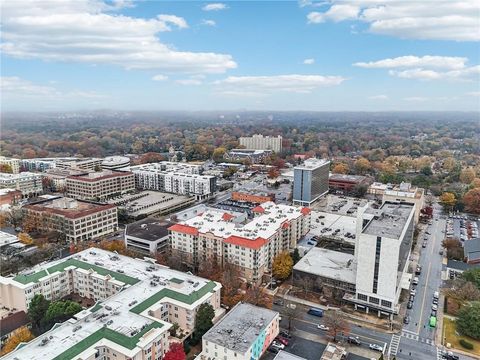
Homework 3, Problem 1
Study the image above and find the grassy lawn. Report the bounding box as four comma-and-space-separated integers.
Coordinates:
443, 318, 480, 357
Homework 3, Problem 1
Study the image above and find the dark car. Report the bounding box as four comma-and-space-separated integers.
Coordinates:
268, 346, 279, 354
273, 299, 284, 306
431, 309, 437, 317
422, 241, 427, 248
407, 301, 413, 309
279, 330, 291, 338
403, 316, 410, 324
347, 336, 361, 345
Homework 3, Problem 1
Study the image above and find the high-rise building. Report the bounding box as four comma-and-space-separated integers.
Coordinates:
352, 201, 415, 316
293, 158, 330, 206
239, 134, 283, 153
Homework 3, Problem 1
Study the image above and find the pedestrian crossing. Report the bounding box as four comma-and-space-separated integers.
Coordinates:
400, 330, 435, 345
389, 334, 401, 356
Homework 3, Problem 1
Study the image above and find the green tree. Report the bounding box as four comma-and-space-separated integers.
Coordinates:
456, 301, 480, 340
28, 294, 50, 334
421, 166, 433, 176
292, 248, 301, 264
44, 300, 82, 329
462, 268, 480, 290
272, 251, 294, 280
194, 303, 215, 341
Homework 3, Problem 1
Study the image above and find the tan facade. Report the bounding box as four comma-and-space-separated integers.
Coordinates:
231, 191, 275, 203
23, 198, 118, 243
66, 170, 135, 200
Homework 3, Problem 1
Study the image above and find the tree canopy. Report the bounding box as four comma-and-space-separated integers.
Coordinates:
272, 251, 294, 280
456, 301, 480, 340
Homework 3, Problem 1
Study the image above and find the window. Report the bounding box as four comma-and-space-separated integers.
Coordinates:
381, 300, 392, 308
369, 296, 379, 304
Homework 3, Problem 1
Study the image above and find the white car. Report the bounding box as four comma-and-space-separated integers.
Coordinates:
271, 341, 285, 350
369, 343, 383, 352
432, 304, 438, 311
317, 324, 329, 331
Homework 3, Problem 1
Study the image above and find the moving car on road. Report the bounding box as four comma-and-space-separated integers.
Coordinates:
369, 343, 383, 352
317, 324, 329, 331
347, 336, 361, 345
307, 307, 324, 317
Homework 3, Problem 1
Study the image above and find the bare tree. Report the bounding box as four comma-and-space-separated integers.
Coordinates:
284, 301, 301, 332
323, 311, 350, 342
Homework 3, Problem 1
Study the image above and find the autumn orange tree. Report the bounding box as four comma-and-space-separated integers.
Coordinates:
324, 311, 350, 342
460, 168, 476, 184
332, 163, 349, 174
0, 326, 34, 355
439, 192, 456, 212
463, 188, 480, 214
18, 232, 33, 245
272, 251, 293, 280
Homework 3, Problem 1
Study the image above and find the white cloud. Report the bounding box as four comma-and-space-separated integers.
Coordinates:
369, 94, 388, 100
202, 3, 227, 11
388, 66, 480, 81
404, 96, 428, 102
1, 76, 105, 99
355, 56, 479, 81
157, 14, 188, 29
307, 0, 480, 41
214, 74, 346, 95
1, 0, 236, 74
303, 58, 315, 65
354, 56, 468, 70
466, 91, 480, 97
201, 19, 216, 26
175, 79, 203, 85
152, 74, 168, 81
308, 4, 359, 23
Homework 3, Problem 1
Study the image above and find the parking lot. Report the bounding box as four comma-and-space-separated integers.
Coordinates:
260, 335, 369, 360
445, 215, 479, 241
313, 194, 371, 216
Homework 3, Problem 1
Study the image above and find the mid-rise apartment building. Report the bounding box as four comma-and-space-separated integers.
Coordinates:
130, 163, 215, 200
239, 134, 283, 153
169, 202, 311, 283
293, 158, 330, 206
0, 172, 43, 198
22, 197, 118, 243
66, 170, 135, 200
0, 156, 20, 174
0, 248, 223, 360
200, 302, 280, 360
57, 157, 103, 171
20, 158, 57, 172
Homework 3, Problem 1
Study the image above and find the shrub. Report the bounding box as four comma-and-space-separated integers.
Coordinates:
459, 339, 474, 350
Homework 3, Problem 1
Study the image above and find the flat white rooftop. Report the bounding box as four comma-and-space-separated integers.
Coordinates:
0, 231, 19, 247
309, 211, 358, 245
294, 247, 356, 285
180, 202, 304, 240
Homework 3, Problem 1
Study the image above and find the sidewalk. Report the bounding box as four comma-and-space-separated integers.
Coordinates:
292, 328, 378, 359
282, 293, 394, 333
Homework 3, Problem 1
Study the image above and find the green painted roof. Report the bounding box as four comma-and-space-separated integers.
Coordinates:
131, 281, 217, 314
52, 321, 163, 360
169, 277, 184, 284
13, 259, 139, 286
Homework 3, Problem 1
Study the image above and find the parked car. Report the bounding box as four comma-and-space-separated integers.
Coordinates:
369, 343, 383, 352
279, 330, 291, 338
432, 304, 438, 311
317, 324, 329, 331
273, 299, 284, 306
347, 336, 361, 345
422, 241, 427, 248
307, 308, 324, 317
431, 309, 437, 317
271, 341, 285, 350
268, 346, 279, 354
275, 336, 289, 346
407, 301, 413, 309
410, 289, 416, 296
403, 316, 410, 324
412, 277, 419, 285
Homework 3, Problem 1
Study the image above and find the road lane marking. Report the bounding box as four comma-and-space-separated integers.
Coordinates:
417, 261, 432, 334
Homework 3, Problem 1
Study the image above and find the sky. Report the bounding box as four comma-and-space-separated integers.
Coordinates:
1, 0, 479, 112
